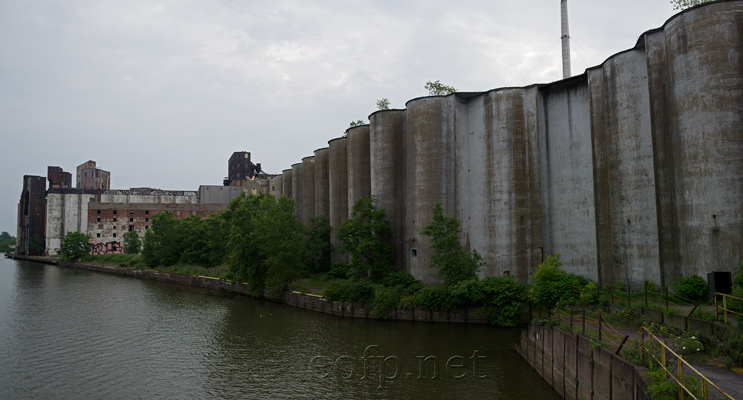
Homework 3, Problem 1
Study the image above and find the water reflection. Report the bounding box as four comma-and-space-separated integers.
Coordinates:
0, 258, 558, 399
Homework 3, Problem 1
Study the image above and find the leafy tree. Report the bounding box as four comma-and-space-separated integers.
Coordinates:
304, 215, 332, 274
29, 234, 45, 255
421, 201, 482, 285
337, 196, 393, 281
0, 232, 15, 252
376, 98, 390, 110
425, 80, 456, 96
226, 193, 305, 297
529, 254, 580, 309
670, 0, 715, 10
349, 120, 365, 127
123, 230, 141, 254
674, 275, 707, 301
60, 232, 92, 260
141, 211, 180, 267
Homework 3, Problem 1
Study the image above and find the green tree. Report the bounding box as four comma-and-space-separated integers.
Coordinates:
226, 193, 305, 297
529, 254, 580, 309
670, 0, 715, 10
123, 230, 141, 254
29, 234, 45, 255
376, 98, 390, 110
0, 232, 15, 252
337, 196, 393, 281
141, 211, 180, 267
425, 80, 456, 96
304, 215, 332, 274
60, 232, 92, 260
421, 201, 482, 285
349, 120, 365, 127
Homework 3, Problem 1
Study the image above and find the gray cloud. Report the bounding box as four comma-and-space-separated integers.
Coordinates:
0, 0, 675, 233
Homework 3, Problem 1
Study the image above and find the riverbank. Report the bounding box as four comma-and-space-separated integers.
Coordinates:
10, 254, 503, 324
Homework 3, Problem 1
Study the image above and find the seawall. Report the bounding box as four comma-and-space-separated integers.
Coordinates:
517, 322, 651, 400
51, 259, 502, 324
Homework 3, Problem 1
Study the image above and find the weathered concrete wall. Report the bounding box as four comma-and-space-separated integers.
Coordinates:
301, 156, 315, 226
328, 138, 349, 264
314, 148, 329, 218
197, 185, 244, 204
275, 2, 743, 286
517, 323, 648, 400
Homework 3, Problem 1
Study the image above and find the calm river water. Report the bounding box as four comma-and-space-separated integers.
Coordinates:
0, 257, 559, 399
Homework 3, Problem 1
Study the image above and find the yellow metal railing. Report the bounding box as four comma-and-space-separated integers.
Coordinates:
641, 327, 734, 400
715, 292, 743, 324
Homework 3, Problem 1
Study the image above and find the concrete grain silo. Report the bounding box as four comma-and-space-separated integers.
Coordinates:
301, 156, 315, 226
314, 148, 330, 218
369, 110, 406, 269
346, 125, 371, 209
328, 137, 349, 264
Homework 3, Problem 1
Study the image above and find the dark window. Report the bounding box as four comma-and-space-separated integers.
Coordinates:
113, 210, 117, 215
411, 248, 418, 258
145, 226, 149, 230
129, 225, 134, 231
96, 217, 100, 222
146, 210, 149, 215
113, 218, 117, 222
97, 210, 101, 214
112, 233, 116, 238
145, 218, 149, 222
129, 218, 133, 222
96, 233, 100, 238
130, 211, 133, 215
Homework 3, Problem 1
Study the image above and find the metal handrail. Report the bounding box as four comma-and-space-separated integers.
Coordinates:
715, 292, 743, 323
641, 327, 734, 400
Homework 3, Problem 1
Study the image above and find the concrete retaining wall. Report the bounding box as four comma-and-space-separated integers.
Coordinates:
517, 322, 651, 400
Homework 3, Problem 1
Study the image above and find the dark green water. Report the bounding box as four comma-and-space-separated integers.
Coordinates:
0, 257, 559, 399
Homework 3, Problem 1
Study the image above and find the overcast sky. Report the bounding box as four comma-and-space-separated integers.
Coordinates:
0, 0, 680, 234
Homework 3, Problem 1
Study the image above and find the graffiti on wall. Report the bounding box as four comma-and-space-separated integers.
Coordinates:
91, 241, 122, 255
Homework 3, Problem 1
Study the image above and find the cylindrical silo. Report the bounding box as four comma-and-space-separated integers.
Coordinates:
302, 156, 315, 226
272, 175, 283, 198
314, 147, 330, 218
404, 96, 453, 283
282, 168, 293, 199
328, 137, 349, 265
346, 125, 371, 209
659, 2, 743, 282
369, 110, 406, 270
291, 163, 304, 223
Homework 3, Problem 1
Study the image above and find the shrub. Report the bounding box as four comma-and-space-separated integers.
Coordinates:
714, 329, 743, 368
417, 285, 456, 311
674, 275, 707, 302
671, 331, 704, 355
478, 277, 528, 327
371, 286, 404, 319
529, 254, 579, 309
323, 280, 375, 304
421, 202, 482, 285
60, 232, 92, 261
382, 270, 421, 290
326, 264, 350, 280
580, 282, 599, 305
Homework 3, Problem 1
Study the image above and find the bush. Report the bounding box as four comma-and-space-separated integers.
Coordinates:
478, 277, 528, 327
714, 329, 743, 368
326, 264, 350, 280
529, 254, 579, 309
421, 202, 482, 285
674, 275, 707, 302
417, 285, 457, 311
323, 280, 376, 304
337, 197, 393, 281
60, 232, 92, 261
382, 270, 421, 290
371, 286, 404, 319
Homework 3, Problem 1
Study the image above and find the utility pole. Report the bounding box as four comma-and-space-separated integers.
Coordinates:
561, 0, 572, 79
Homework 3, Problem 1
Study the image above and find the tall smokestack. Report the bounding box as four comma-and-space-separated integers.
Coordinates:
561, 0, 571, 79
